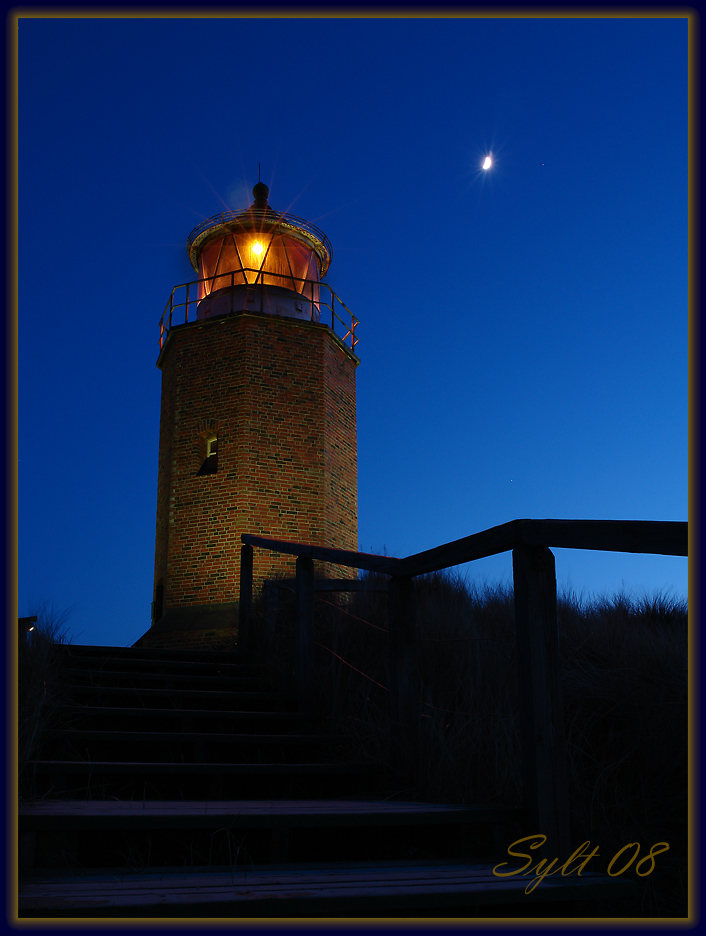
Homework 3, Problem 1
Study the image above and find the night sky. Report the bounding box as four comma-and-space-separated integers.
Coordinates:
16, 14, 689, 647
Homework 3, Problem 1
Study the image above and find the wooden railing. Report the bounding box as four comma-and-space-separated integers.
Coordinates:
238, 519, 687, 858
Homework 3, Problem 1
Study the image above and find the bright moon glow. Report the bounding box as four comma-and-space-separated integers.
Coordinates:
252, 241, 264, 255
482, 156, 492, 170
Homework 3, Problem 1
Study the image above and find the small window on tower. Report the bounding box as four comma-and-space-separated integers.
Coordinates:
198, 435, 218, 475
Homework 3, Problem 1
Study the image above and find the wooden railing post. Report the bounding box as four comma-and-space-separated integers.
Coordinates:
238, 544, 253, 653
263, 580, 279, 647
512, 545, 571, 858
388, 576, 419, 776
296, 556, 315, 712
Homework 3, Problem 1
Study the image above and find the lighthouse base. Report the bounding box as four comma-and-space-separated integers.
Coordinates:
133, 603, 239, 651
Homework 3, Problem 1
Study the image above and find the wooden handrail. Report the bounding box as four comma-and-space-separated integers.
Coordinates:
396, 519, 687, 578
242, 519, 687, 583
240, 518, 687, 857
240, 534, 401, 575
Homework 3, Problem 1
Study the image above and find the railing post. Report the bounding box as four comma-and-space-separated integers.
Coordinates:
388, 575, 419, 776
296, 556, 315, 712
263, 580, 278, 647
512, 545, 571, 858
238, 544, 253, 654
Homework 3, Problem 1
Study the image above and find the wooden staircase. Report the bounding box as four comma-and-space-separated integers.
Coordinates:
18, 644, 637, 918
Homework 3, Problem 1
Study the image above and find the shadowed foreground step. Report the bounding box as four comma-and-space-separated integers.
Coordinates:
19, 644, 642, 918
19, 799, 522, 871
19, 799, 521, 830
24, 761, 385, 801
18, 860, 638, 917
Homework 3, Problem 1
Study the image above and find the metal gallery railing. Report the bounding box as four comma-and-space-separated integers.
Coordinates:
158, 270, 358, 354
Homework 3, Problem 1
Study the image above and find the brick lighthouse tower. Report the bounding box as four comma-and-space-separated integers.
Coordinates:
144, 181, 359, 649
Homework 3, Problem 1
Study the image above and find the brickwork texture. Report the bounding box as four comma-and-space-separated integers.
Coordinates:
152, 310, 358, 627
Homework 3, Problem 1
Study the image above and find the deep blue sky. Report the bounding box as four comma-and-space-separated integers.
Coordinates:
16, 14, 689, 647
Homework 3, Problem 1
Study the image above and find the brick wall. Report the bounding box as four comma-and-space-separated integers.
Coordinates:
152, 310, 359, 624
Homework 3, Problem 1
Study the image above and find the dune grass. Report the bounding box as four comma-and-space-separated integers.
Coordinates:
254, 571, 688, 918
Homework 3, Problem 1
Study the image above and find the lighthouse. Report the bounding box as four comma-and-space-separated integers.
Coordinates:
145, 182, 359, 649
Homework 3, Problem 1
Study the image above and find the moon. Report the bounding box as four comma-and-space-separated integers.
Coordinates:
482, 156, 492, 170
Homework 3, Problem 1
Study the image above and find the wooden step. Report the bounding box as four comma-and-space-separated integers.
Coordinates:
19, 799, 522, 830
23, 760, 389, 801
51, 705, 309, 725
19, 799, 510, 872
60, 668, 267, 691
44, 729, 335, 746
42, 732, 336, 766
60, 685, 297, 711
61, 655, 253, 677
26, 761, 377, 776
60, 645, 246, 665
18, 859, 639, 917
45, 707, 311, 739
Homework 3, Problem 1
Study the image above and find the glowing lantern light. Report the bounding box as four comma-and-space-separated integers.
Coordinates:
186, 179, 333, 322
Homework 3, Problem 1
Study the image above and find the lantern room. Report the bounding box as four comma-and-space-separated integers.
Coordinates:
186, 182, 333, 322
